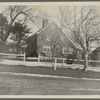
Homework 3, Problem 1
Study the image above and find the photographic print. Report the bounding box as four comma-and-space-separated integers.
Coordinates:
0, 2, 100, 97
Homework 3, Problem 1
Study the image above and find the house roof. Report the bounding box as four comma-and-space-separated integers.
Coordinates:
27, 22, 52, 39
92, 46, 100, 52
27, 21, 79, 49
62, 32, 81, 50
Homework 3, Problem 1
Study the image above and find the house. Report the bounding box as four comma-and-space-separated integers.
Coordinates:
92, 47, 100, 60
26, 19, 77, 58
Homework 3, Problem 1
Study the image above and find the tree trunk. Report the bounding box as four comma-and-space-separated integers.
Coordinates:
77, 50, 80, 61
16, 46, 21, 54
83, 51, 88, 71
0, 42, 6, 53
16, 40, 21, 54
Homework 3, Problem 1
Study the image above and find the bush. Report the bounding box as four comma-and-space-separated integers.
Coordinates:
66, 54, 74, 64
66, 59, 74, 64
26, 52, 38, 57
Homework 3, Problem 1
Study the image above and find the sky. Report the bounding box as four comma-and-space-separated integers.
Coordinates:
0, 5, 99, 33
0, 6, 57, 35
0, 5, 61, 42
0, 5, 100, 44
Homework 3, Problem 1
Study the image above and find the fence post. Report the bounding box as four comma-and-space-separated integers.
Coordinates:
38, 54, 40, 65
23, 52, 26, 65
54, 58, 57, 70
62, 59, 64, 67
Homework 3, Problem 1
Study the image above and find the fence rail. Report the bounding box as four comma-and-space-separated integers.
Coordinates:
0, 53, 24, 56
74, 59, 100, 63
0, 53, 100, 70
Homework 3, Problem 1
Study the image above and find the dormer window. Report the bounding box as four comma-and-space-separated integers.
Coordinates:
61, 36, 64, 42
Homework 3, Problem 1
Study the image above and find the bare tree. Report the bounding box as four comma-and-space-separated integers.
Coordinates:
0, 14, 8, 52
54, 6, 72, 30
0, 5, 47, 52
2, 6, 45, 41
59, 6, 100, 71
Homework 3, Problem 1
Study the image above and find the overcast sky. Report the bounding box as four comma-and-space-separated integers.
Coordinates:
0, 5, 100, 42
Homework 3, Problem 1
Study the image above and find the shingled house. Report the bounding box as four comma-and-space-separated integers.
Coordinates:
92, 47, 100, 60
26, 19, 77, 58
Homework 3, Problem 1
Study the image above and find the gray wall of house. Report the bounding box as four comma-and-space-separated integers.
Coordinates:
26, 34, 38, 57
26, 19, 77, 58
93, 51, 100, 60
37, 22, 77, 58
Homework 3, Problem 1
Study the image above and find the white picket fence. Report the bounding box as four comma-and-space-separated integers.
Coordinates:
0, 53, 67, 70
0, 53, 100, 70
38, 55, 66, 70
25, 54, 66, 70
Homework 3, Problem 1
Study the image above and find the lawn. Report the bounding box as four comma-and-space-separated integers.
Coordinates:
0, 70, 100, 95
0, 63, 100, 95
0, 55, 100, 95
0, 63, 100, 79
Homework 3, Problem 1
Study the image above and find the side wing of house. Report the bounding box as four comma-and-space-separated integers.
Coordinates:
26, 34, 38, 57
92, 47, 100, 60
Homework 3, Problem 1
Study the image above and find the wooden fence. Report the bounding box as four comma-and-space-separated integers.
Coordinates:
0, 53, 66, 70
0, 53, 100, 69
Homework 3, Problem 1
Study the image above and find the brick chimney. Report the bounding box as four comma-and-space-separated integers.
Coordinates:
42, 19, 49, 28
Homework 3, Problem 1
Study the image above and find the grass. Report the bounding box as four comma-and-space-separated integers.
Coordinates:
0, 62, 100, 95
1, 54, 100, 66
0, 55, 100, 79
1, 55, 100, 95
0, 63, 100, 79
1, 72, 100, 95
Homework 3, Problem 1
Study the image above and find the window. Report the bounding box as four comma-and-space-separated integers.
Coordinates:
97, 52, 100, 60
47, 35, 51, 41
69, 47, 73, 53
62, 47, 73, 54
61, 36, 64, 42
62, 47, 68, 54
43, 46, 51, 53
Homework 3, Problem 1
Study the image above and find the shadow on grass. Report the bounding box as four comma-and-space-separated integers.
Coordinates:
0, 59, 4, 62
0, 64, 100, 79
